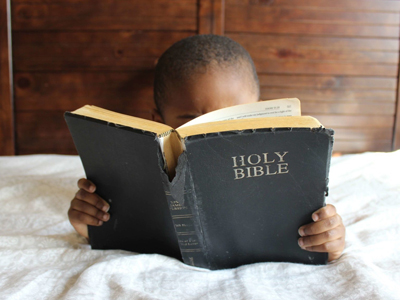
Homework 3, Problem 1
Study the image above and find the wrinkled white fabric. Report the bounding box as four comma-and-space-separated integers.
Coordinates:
0, 152, 399, 300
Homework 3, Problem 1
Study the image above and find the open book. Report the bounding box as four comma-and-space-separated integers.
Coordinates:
69, 98, 310, 177
65, 98, 333, 269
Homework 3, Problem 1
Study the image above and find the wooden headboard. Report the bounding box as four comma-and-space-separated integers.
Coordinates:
1, 0, 399, 155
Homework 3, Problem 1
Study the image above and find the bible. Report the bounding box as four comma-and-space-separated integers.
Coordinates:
64, 98, 334, 269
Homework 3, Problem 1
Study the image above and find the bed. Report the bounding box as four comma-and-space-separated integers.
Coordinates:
0, 151, 399, 299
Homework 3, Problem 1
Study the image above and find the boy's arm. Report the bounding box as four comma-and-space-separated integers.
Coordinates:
68, 178, 110, 239
297, 204, 346, 262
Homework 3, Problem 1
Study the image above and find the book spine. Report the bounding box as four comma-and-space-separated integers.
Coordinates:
161, 152, 210, 268
164, 192, 209, 268
321, 128, 334, 264
324, 128, 335, 198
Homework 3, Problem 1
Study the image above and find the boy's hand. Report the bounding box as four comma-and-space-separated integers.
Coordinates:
298, 204, 345, 262
68, 178, 110, 239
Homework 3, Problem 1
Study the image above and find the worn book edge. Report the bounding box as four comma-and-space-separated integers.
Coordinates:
70, 105, 323, 179
181, 128, 334, 269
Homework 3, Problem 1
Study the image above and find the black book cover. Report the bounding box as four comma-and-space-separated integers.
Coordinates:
65, 110, 333, 270
181, 128, 333, 269
64, 113, 181, 260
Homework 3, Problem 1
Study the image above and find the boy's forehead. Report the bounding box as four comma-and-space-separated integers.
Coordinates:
165, 67, 257, 112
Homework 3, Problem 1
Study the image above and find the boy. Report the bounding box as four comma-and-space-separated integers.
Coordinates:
68, 34, 345, 262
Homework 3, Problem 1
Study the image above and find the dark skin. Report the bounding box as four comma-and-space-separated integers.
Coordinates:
68, 67, 345, 262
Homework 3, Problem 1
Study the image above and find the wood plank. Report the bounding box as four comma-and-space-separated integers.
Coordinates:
226, 11, 399, 38
260, 88, 397, 103
16, 0, 396, 13
15, 31, 398, 55
13, 42, 191, 59
301, 102, 395, 116
226, 22, 399, 38
15, 110, 153, 155
12, 31, 194, 45
227, 0, 400, 12
12, 31, 194, 71
13, 56, 159, 72
18, 56, 396, 74
225, 34, 399, 76
13, 0, 194, 3
13, 0, 194, 2
0, 0, 14, 155
14, 72, 155, 111
258, 75, 397, 90
226, 6, 399, 25
12, 1, 197, 31
314, 115, 394, 128
16, 72, 397, 109
227, 33, 399, 52
254, 60, 397, 77
250, 48, 397, 64
198, 0, 225, 35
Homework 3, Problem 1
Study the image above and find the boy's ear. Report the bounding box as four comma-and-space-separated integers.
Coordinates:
151, 108, 164, 124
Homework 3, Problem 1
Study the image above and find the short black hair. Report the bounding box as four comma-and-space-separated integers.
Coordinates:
154, 34, 260, 116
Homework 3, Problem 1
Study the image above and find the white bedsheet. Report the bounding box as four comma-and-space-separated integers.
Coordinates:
0, 152, 399, 300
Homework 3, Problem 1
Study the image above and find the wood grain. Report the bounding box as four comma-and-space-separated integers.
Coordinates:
16, 31, 398, 73
229, 33, 399, 51
251, 48, 397, 64
16, 72, 397, 112
198, 0, 225, 35
12, 31, 194, 71
261, 89, 396, 103
18, 57, 396, 75
14, 72, 155, 111
0, 0, 14, 155
314, 115, 394, 128
258, 75, 397, 90
301, 102, 395, 116
227, 6, 399, 25
225, 34, 398, 76
228, 23, 398, 38
225, 4, 399, 38
12, 1, 197, 31
227, 0, 400, 12
254, 61, 397, 76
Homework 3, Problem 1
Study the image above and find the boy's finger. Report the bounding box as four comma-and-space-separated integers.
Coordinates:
328, 250, 344, 262
77, 178, 96, 193
70, 198, 110, 222
300, 236, 345, 253
75, 189, 110, 212
299, 214, 342, 236
311, 204, 336, 222
68, 208, 104, 226
298, 224, 345, 248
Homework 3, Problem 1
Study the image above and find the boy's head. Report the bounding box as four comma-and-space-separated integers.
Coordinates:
153, 34, 260, 128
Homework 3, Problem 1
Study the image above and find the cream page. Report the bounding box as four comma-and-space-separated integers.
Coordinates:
178, 98, 301, 129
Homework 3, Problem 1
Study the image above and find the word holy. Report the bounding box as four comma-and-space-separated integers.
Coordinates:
232, 152, 289, 180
